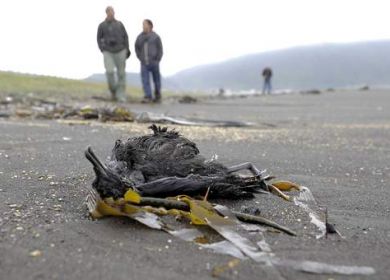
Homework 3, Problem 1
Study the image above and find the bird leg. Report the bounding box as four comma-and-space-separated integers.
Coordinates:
227, 162, 271, 192
268, 185, 291, 201
227, 162, 266, 178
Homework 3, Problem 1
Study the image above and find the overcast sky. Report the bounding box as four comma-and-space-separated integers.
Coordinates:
0, 0, 389, 79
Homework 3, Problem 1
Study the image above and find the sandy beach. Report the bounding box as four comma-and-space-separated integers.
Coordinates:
1, 89, 389, 279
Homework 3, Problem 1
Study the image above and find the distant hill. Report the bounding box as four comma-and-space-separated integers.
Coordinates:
86, 40, 390, 91
169, 40, 390, 91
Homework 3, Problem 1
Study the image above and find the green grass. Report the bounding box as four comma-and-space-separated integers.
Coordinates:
0, 71, 204, 105
0, 71, 144, 102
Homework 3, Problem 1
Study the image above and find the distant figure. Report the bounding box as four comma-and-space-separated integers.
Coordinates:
262, 67, 273, 94
97, 6, 130, 102
135, 19, 163, 103
218, 88, 225, 97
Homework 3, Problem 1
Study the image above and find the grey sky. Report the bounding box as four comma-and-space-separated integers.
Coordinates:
1, 0, 389, 79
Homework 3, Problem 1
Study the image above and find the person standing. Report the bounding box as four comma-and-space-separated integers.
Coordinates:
97, 6, 130, 102
262, 67, 273, 94
135, 19, 163, 103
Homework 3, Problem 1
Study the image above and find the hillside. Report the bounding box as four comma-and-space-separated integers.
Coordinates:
86, 72, 180, 91
87, 41, 390, 91
87, 40, 390, 91
168, 40, 390, 91
0, 71, 144, 101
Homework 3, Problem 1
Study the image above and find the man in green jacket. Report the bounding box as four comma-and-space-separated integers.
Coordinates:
97, 6, 130, 102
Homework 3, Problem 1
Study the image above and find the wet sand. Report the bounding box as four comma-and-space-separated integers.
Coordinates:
1, 89, 389, 279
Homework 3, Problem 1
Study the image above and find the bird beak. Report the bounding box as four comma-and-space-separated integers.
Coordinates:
85, 146, 109, 177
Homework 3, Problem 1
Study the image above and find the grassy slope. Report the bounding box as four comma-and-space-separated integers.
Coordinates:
0, 71, 144, 101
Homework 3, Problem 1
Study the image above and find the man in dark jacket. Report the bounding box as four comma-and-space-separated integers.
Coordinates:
97, 6, 130, 102
262, 67, 273, 94
135, 19, 163, 103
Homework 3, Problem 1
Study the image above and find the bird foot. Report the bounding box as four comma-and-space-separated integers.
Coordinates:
268, 185, 291, 201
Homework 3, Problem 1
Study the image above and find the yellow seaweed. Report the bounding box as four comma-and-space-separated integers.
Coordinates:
124, 189, 141, 204
178, 196, 233, 226
92, 199, 126, 218
271, 180, 301, 191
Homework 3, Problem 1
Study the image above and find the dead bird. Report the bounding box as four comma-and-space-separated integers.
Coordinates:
85, 125, 270, 199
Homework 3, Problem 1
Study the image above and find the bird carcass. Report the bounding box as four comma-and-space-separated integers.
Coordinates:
85, 124, 277, 199
84, 125, 302, 232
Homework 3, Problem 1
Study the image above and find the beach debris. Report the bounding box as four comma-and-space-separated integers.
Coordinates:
301, 89, 321, 94
100, 107, 134, 122
272, 259, 375, 276
84, 125, 309, 234
211, 259, 241, 277
180, 197, 268, 262
0, 96, 14, 105
86, 187, 291, 257
293, 186, 328, 239
178, 95, 198, 104
15, 108, 33, 118
77, 105, 99, 119
29, 250, 42, 257
136, 111, 254, 127
88, 188, 375, 277
324, 207, 344, 238
0, 96, 259, 127
204, 242, 246, 260
271, 180, 301, 191
0, 112, 10, 118
63, 105, 134, 122
240, 205, 261, 216
84, 123, 302, 263
267, 180, 302, 201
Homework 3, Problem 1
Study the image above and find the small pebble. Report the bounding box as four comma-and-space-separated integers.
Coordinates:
29, 250, 42, 257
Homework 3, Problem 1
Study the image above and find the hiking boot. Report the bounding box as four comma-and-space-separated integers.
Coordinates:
141, 97, 153, 104
153, 92, 162, 103
153, 97, 162, 104
111, 95, 118, 102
